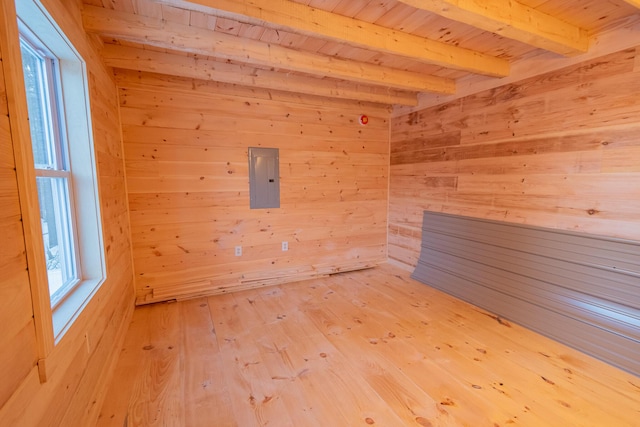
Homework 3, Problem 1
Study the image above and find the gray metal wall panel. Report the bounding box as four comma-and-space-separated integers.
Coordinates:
412, 211, 640, 376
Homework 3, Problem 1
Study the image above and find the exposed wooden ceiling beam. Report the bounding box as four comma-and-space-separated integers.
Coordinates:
621, 0, 640, 8
82, 6, 455, 94
100, 44, 419, 106
396, 0, 588, 56
160, 0, 509, 77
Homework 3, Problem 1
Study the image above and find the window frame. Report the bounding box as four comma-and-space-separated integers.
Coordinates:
19, 30, 83, 308
14, 0, 107, 350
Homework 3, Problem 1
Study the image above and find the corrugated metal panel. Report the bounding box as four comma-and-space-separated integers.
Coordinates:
412, 211, 640, 376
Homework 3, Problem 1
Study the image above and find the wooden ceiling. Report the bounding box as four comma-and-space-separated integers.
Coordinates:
81, 0, 640, 109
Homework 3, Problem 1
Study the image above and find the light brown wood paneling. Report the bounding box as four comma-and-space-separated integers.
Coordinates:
389, 46, 640, 270
118, 70, 389, 303
99, 264, 640, 426
0, 0, 135, 425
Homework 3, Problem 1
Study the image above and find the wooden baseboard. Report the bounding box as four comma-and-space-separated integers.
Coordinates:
136, 261, 382, 305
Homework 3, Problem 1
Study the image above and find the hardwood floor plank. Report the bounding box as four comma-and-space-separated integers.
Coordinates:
98, 302, 185, 426
224, 284, 411, 425
97, 305, 153, 426
207, 293, 296, 427
131, 302, 184, 427
247, 320, 330, 427
356, 268, 640, 402
331, 268, 640, 425
255, 317, 352, 426
296, 279, 524, 425
180, 298, 235, 427
100, 264, 640, 426
287, 297, 458, 425
253, 286, 412, 426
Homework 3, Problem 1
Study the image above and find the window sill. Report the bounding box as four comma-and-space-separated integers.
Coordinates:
52, 276, 105, 343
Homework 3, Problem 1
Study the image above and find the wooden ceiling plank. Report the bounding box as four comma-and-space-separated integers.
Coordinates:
100, 44, 419, 105
158, 0, 509, 77
82, 5, 456, 94
396, 0, 589, 56
621, 0, 640, 8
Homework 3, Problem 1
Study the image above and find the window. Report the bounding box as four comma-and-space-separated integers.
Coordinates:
17, 0, 105, 340
20, 33, 79, 306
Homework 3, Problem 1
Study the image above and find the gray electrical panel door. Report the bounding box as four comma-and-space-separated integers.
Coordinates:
248, 147, 280, 209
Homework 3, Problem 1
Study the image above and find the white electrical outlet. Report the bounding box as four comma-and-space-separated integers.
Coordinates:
235, 246, 242, 256
282, 241, 288, 251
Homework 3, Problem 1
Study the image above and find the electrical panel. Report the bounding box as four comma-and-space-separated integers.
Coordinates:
248, 147, 280, 209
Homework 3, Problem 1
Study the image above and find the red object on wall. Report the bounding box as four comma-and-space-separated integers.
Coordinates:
359, 114, 369, 125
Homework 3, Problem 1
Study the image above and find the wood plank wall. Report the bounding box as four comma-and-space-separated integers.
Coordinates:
390, 47, 640, 270
0, 0, 135, 425
117, 70, 390, 304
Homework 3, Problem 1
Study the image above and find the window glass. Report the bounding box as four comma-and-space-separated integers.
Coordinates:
35, 177, 77, 299
20, 39, 56, 169
20, 34, 79, 307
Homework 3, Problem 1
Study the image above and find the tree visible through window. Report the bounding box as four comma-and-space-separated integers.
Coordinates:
20, 34, 79, 306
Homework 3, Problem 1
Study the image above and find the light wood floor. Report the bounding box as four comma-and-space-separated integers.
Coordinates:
98, 264, 640, 426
